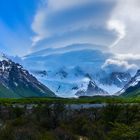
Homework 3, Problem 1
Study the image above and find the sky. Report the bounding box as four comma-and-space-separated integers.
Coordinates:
0, 0, 38, 55
0, 0, 140, 71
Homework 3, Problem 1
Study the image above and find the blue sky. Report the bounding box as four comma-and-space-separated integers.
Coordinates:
0, 0, 115, 56
0, 0, 140, 62
0, 0, 38, 55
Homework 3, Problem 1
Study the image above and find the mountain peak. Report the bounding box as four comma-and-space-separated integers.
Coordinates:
0, 52, 9, 61
75, 79, 109, 97
136, 69, 140, 76
0, 56, 55, 98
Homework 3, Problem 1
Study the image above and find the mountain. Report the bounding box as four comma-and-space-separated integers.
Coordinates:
75, 79, 108, 97
90, 72, 131, 96
21, 44, 132, 97
118, 70, 140, 97
31, 69, 109, 97
0, 53, 55, 98
22, 47, 111, 97
97, 72, 131, 94
99, 72, 131, 87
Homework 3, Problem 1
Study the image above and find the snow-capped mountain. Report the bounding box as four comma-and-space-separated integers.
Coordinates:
95, 72, 131, 95
99, 72, 131, 87
21, 44, 133, 97
118, 70, 140, 97
0, 53, 9, 61
32, 69, 130, 97
31, 68, 109, 97
75, 79, 108, 97
0, 53, 55, 98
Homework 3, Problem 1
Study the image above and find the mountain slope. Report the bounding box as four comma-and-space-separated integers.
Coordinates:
0, 54, 55, 98
118, 70, 140, 97
99, 72, 131, 88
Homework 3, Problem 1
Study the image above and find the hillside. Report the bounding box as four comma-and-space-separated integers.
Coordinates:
0, 54, 55, 98
119, 70, 140, 97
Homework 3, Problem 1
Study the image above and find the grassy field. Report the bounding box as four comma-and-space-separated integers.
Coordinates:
0, 96, 140, 104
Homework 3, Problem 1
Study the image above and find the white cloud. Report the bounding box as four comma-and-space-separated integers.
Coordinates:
31, 0, 93, 45
102, 59, 138, 73
31, 9, 48, 45
31, 0, 140, 73
109, 0, 140, 54
107, 19, 125, 47
114, 54, 140, 61
113, 53, 140, 71
31, 0, 115, 46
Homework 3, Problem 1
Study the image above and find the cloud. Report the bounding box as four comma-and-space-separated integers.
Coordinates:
114, 54, 140, 61
31, 9, 47, 45
30, 0, 140, 73
31, 27, 117, 52
109, 0, 140, 54
107, 19, 125, 47
112, 54, 140, 71
46, 0, 93, 11
31, 0, 90, 45
102, 59, 138, 73
31, 0, 116, 47
42, 0, 113, 13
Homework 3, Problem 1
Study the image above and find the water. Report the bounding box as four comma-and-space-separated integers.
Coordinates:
66, 103, 107, 110
11, 103, 106, 110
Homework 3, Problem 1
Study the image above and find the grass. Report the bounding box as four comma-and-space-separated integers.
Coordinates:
0, 96, 140, 105
121, 89, 140, 98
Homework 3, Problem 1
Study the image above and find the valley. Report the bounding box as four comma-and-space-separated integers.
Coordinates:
0, 0, 140, 139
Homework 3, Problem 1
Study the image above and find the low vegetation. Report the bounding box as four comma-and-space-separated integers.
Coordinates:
0, 100, 139, 140
0, 96, 140, 104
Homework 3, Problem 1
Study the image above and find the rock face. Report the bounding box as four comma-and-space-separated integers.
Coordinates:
0, 55, 55, 98
118, 70, 140, 97
100, 72, 131, 88
75, 80, 108, 97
